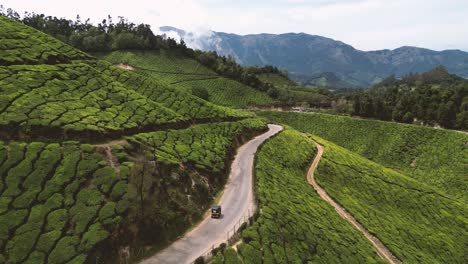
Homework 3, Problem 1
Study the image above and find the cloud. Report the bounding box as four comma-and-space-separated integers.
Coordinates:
2, 0, 468, 51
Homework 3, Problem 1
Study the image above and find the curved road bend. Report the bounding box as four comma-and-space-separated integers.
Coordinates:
304, 136, 401, 264
141, 124, 283, 264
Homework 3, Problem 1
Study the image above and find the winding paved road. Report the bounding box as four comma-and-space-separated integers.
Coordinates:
304, 135, 401, 264
140, 124, 283, 264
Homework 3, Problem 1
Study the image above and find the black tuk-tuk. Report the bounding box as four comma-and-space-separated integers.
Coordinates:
211, 205, 221, 218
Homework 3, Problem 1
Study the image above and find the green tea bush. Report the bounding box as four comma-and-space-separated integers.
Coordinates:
223, 129, 383, 263
173, 78, 275, 108
98, 61, 249, 120
258, 111, 468, 201
313, 136, 468, 263
0, 140, 131, 263
127, 119, 266, 172
0, 16, 92, 65
99, 50, 215, 76
0, 62, 184, 137
256, 73, 297, 88
98, 50, 275, 108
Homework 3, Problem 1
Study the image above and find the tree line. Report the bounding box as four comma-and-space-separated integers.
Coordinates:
0, 6, 282, 97
352, 66, 468, 129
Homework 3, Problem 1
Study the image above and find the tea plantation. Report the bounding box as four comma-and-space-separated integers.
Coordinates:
0, 141, 130, 263
258, 111, 468, 202
97, 61, 248, 120
256, 73, 297, 89
0, 16, 269, 263
213, 129, 384, 263
0, 16, 92, 65
172, 78, 276, 108
98, 50, 276, 108
127, 119, 266, 172
312, 136, 468, 263
0, 62, 185, 138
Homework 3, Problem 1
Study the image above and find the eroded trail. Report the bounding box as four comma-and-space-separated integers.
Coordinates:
304, 135, 401, 264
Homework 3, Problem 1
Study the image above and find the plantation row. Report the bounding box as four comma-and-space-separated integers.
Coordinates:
213, 129, 383, 263
0, 16, 91, 65
173, 78, 276, 108
142, 71, 219, 85
98, 50, 277, 108
313, 136, 468, 263
258, 111, 468, 201
98, 50, 216, 76
0, 62, 184, 136
0, 141, 129, 263
127, 119, 267, 172
256, 73, 297, 89
98, 62, 248, 120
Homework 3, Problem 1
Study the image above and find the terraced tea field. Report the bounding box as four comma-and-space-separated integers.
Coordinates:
213, 129, 385, 263
258, 111, 468, 202
127, 119, 267, 172
0, 16, 269, 263
0, 16, 92, 65
98, 50, 276, 108
0, 141, 130, 263
312, 136, 467, 263
172, 78, 276, 108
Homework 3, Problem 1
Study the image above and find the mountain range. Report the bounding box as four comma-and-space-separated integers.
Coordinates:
160, 26, 468, 87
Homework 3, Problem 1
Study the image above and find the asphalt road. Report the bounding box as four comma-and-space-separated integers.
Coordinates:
140, 124, 283, 264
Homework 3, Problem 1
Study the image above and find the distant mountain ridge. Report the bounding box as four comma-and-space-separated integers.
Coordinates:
160, 27, 468, 87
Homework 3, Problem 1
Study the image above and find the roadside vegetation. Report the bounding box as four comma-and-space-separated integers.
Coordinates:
212, 129, 383, 263
258, 111, 468, 202
127, 119, 266, 172
122, 120, 267, 262
312, 136, 468, 263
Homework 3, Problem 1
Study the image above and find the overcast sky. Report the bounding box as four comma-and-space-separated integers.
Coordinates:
3, 0, 468, 51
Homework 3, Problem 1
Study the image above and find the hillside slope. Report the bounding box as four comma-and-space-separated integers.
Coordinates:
313, 136, 467, 263
212, 129, 384, 263
0, 16, 268, 263
98, 50, 276, 108
258, 111, 468, 202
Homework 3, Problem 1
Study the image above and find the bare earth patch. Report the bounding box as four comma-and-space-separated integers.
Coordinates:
116, 63, 135, 70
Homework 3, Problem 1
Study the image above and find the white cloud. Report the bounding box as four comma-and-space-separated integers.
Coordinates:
2, 0, 468, 51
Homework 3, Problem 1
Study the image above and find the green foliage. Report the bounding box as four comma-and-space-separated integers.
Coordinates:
127, 119, 266, 172
256, 73, 297, 89
0, 62, 183, 135
95, 57, 248, 120
0, 141, 129, 263
258, 111, 468, 201
313, 136, 468, 263
0, 16, 91, 65
173, 78, 275, 108
353, 66, 468, 129
226, 129, 382, 263
99, 50, 275, 108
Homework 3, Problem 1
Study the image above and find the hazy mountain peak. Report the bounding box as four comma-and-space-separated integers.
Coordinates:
159, 26, 468, 87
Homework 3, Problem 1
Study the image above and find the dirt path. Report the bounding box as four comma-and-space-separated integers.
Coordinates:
304, 135, 401, 264
93, 139, 128, 172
